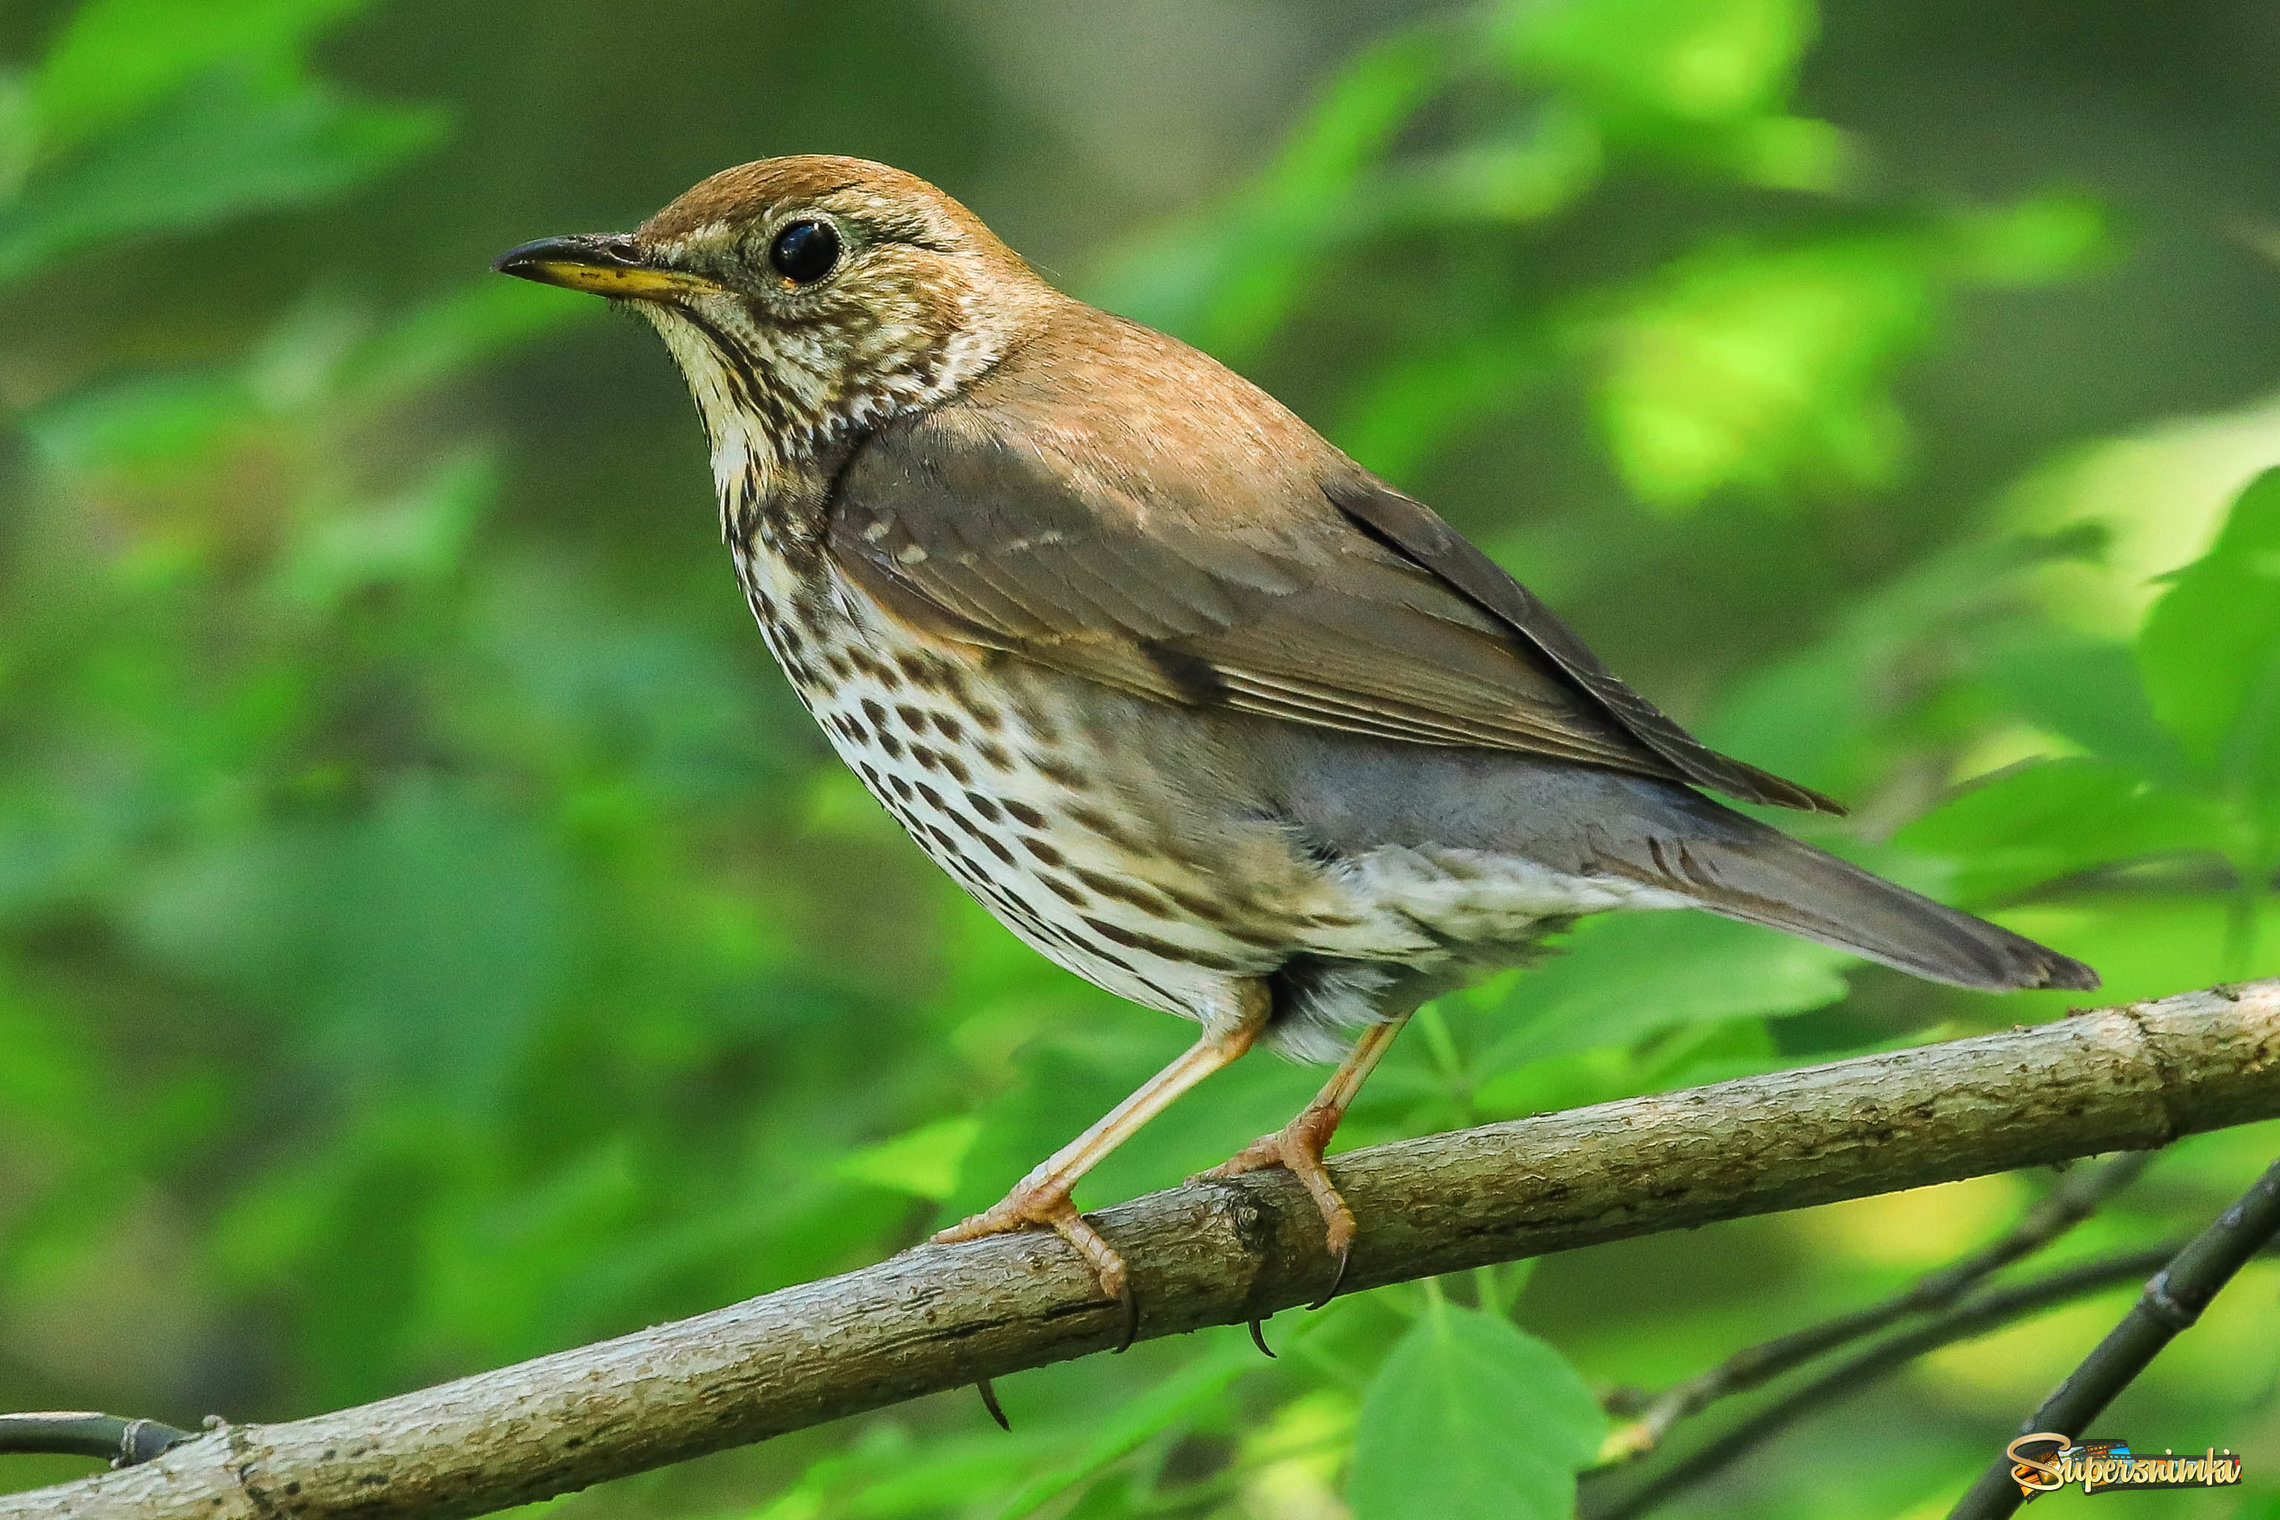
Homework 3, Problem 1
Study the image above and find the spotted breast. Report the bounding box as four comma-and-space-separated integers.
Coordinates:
730, 530, 1314, 1039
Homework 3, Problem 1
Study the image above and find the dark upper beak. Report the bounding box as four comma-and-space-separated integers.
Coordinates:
491, 233, 725, 299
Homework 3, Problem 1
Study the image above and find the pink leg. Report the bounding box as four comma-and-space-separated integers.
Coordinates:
934, 981, 1273, 1321
1192, 1012, 1410, 1297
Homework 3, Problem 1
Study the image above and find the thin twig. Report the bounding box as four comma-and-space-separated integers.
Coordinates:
1597, 1150, 2154, 1463
1580, 1239, 2248, 1520
1947, 1151, 2280, 1520
3, 982, 2276, 1520
0, 1414, 192, 1467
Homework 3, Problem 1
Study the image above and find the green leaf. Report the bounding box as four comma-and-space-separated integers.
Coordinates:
1705, 112, 1856, 191
1703, 530, 2101, 797
1502, 0, 1817, 127
19, 369, 254, 473
1362, 104, 1606, 232
2139, 466, 2280, 818
127, 777, 573, 1104
1945, 192, 2112, 286
0, 71, 443, 288
1899, 758, 2230, 903
1995, 892, 2280, 1004
0, 70, 35, 201
835, 1116, 981, 1201
22, 280, 585, 476
1976, 628, 2186, 783
31, 0, 375, 151
1594, 235, 1936, 510
1335, 314, 1556, 479
1349, 1301, 1606, 1520
995, 1337, 1262, 1518
1470, 910, 1851, 1076
341, 277, 596, 403
272, 450, 497, 607
1085, 26, 1448, 355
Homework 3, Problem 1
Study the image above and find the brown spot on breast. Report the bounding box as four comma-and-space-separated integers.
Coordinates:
975, 740, 1012, 770
1071, 867, 1173, 916
1002, 799, 1046, 829
964, 792, 1002, 823
1064, 804, 1139, 850
1021, 836, 1067, 868
895, 653, 943, 690
1159, 885, 1230, 924
1028, 754, 1089, 790
1081, 918, 1242, 970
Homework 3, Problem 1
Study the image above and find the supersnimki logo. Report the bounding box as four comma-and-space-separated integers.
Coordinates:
2005, 1434, 2244, 1496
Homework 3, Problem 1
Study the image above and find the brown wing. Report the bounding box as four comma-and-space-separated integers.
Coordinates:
1324, 478, 1842, 812
826, 356, 1839, 813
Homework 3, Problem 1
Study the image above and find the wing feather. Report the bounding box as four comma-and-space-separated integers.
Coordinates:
822, 369, 1837, 812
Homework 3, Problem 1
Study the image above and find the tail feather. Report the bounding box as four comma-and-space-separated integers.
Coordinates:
1643, 812, 2097, 992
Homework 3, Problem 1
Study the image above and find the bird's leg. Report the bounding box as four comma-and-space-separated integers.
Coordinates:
1193, 1012, 1411, 1298
934, 981, 1273, 1319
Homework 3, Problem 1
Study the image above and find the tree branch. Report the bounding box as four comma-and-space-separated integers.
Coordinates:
0, 1416, 192, 1468
4, 981, 2277, 1520
1594, 1149, 2155, 1465
1578, 1237, 2258, 1520
1947, 1146, 2280, 1519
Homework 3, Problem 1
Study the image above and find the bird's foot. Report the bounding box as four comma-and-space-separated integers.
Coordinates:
934, 1186, 1138, 1348
1192, 1108, 1355, 1306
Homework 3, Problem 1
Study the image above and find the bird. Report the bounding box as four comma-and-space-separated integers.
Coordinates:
495, 154, 2098, 1332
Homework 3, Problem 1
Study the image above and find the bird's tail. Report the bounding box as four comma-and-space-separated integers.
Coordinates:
1640, 801, 2098, 993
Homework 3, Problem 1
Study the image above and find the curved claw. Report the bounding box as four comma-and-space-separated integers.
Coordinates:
1248, 1316, 1276, 1358
1113, 1273, 1140, 1353
1309, 1239, 1352, 1310
976, 1379, 1010, 1431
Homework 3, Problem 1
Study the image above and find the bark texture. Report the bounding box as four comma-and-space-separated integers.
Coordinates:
7, 981, 2277, 1520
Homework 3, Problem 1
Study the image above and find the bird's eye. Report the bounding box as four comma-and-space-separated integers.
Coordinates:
768, 219, 841, 284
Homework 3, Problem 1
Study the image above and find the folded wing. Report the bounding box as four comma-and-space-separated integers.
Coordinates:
827, 382, 1838, 813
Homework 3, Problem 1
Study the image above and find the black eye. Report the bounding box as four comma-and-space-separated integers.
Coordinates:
768, 219, 841, 284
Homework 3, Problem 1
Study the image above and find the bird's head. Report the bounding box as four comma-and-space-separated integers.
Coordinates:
495, 155, 1051, 498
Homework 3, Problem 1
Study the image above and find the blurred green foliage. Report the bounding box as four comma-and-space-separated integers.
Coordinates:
2, 1, 2278, 1518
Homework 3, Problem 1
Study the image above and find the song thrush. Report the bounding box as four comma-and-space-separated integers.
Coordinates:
496, 156, 2097, 1329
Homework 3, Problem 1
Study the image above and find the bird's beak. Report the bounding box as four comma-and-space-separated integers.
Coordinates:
491, 233, 725, 300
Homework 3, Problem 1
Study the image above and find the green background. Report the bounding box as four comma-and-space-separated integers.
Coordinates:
2, 1, 2278, 1516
